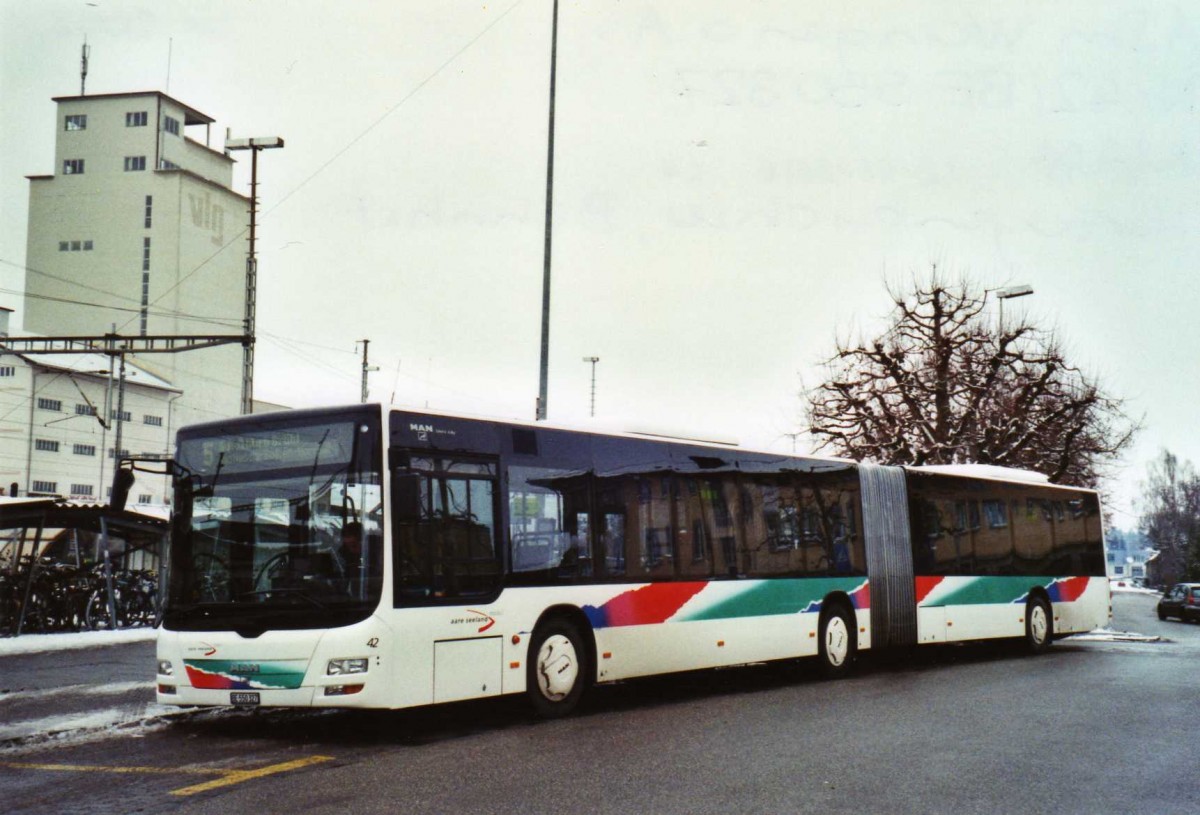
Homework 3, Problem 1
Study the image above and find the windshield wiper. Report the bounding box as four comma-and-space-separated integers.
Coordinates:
235, 588, 329, 610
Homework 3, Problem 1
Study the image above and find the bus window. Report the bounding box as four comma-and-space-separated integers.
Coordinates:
393, 457, 501, 604
508, 466, 591, 582
592, 484, 627, 578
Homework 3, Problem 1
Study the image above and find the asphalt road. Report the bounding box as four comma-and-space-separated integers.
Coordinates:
2, 591, 1196, 815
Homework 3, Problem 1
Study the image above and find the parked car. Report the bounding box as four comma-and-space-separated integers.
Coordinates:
1157, 583, 1200, 622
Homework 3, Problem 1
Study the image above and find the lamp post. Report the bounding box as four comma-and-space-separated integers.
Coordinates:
536, 0, 560, 421
582, 356, 599, 417
993, 284, 1033, 330
225, 135, 284, 415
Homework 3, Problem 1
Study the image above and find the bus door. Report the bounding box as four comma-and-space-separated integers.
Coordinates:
392, 453, 504, 703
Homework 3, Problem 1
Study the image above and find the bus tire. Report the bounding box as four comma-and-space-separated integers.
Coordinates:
1025, 595, 1053, 654
818, 602, 856, 679
527, 617, 589, 718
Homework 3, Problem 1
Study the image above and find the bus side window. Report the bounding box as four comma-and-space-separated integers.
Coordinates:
508, 466, 591, 582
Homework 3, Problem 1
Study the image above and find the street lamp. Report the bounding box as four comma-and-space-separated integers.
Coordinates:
225, 135, 284, 415
993, 284, 1033, 330
582, 356, 599, 417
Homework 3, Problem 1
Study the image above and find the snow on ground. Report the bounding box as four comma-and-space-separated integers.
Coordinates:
0, 703, 190, 752
1, 680, 153, 703
1068, 628, 1161, 643
0, 627, 156, 657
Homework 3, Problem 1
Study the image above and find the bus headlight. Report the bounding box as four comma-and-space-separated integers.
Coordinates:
157, 660, 174, 676
327, 658, 368, 676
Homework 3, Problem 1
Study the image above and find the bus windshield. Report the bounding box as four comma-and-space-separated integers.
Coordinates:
163, 409, 383, 632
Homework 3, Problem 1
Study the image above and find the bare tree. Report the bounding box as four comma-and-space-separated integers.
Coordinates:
804, 271, 1138, 487
1139, 450, 1200, 585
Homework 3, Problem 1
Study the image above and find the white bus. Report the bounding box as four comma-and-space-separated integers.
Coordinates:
149, 406, 1109, 716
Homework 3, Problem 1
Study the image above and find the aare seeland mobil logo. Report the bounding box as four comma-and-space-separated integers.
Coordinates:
451, 609, 496, 633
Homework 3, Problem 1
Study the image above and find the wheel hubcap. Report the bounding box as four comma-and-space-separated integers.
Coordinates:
536, 634, 578, 701
824, 616, 849, 666
1030, 605, 1048, 644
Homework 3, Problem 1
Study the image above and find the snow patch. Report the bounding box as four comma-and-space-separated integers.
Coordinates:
0, 628, 156, 656
1068, 628, 1161, 643
0, 681, 153, 703
0, 706, 135, 742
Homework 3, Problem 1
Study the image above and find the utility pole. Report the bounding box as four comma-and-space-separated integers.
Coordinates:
356, 339, 379, 404
225, 135, 284, 415
582, 356, 599, 417
112, 354, 127, 470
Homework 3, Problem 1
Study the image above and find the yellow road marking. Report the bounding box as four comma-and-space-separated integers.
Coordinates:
170, 755, 334, 796
3, 755, 335, 797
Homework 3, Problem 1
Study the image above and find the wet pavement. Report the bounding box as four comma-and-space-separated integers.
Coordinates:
0, 638, 172, 749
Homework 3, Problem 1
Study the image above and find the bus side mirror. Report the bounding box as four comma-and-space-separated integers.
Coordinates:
391, 472, 422, 521
110, 468, 136, 512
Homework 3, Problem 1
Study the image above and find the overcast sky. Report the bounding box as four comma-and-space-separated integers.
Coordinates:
2, 1, 1197, 526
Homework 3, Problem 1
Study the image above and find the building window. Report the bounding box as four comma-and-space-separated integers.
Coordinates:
163, 115, 180, 136
0, 367, 14, 377
143, 414, 163, 427
158, 158, 179, 170
137, 493, 153, 504
73, 443, 97, 456
65, 114, 88, 130
126, 111, 148, 127
75, 403, 97, 416
124, 156, 147, 172
143, 237, 151, 271
37, 398, 62, 411
63, 159, 85, 175
62, 240, 94, 252
59, 241, 68, 251
31, 481, 58, 494
83, 240, 93, 250
35, 439, 60, 453
70, 240, 81, 251
110, 409, 132, 423
71, 484, 95, 497
107, 448, 131, 459
144, 195, 153, 228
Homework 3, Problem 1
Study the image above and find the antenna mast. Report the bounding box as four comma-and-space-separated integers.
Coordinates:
80, 39, 90, 96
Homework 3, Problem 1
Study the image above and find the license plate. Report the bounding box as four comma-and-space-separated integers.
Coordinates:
230, 692, 260, 706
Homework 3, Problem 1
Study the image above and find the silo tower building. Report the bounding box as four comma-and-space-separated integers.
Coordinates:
23, 90, 249, 432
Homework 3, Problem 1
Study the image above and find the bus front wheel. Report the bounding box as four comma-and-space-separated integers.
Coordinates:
1025, 595, 1053, 654
818, 603, 856, 679
527, 618, 589, 718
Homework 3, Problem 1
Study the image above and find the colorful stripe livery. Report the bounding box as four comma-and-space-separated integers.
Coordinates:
184, 659, 308, 690
583, 578, 869, 629
915, 576, 1094, 608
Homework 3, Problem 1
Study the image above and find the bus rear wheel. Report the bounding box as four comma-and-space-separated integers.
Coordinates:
1025, 595, 1053, 654
818, 603, 856, 679
526, 618, 589, 718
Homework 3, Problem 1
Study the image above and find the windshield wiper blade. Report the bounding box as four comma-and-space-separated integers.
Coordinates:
235, 588, 329, 610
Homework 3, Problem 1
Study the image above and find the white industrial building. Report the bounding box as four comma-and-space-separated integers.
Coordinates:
23, 90, 248, 435
7, 89, 267, 502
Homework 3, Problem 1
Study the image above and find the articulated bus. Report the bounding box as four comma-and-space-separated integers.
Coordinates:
151, 405, 1109, 716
